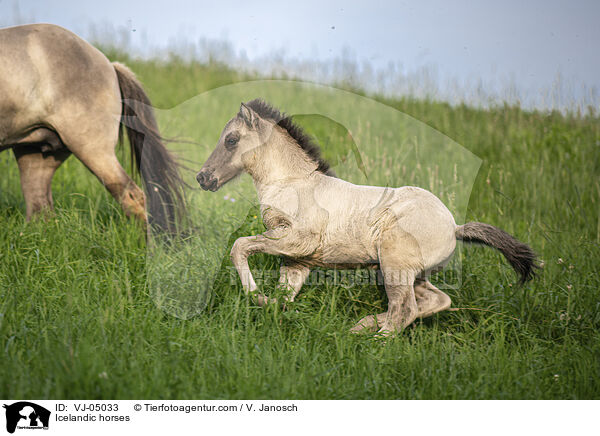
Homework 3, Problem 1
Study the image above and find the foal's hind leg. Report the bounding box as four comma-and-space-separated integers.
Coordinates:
372, 231, 422, 335
13, 147, 71, 220
350, 312, 387, 333
378, 268, 419, 335
351, 279, 452, 332
414, 279, 451, 319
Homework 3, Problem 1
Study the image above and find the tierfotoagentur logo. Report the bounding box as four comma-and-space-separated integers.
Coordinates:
2, 402, 50, 434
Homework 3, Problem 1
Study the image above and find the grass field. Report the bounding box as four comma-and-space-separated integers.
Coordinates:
1, 51, 599, 399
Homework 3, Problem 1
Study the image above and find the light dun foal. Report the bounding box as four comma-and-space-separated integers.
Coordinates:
197, 99, 537, 335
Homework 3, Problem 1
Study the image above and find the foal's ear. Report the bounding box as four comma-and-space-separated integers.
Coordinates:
239, 102, 257, 127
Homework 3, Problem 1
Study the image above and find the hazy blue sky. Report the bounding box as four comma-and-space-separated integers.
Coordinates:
2, 0, 598, 109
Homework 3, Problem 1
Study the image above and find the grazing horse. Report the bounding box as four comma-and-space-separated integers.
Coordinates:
0, 24, 183, 230
196, 99, 538, 335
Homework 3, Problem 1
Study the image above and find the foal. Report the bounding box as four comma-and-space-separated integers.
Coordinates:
197, 99, 537, 334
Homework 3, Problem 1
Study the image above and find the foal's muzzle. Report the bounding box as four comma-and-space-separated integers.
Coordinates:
196, 170, 219, 192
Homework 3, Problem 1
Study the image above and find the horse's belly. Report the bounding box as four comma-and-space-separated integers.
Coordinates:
317, 223, 380, 266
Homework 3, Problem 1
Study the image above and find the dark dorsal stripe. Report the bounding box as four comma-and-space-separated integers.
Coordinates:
245, 98, 331, 174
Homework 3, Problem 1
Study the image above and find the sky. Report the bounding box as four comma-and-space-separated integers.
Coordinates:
1, 0, 599, 110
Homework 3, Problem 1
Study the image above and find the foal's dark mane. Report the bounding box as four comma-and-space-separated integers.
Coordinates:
246, 99, 332, 174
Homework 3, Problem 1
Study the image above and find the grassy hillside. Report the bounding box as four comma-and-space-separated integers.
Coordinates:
0, 52, 598, 399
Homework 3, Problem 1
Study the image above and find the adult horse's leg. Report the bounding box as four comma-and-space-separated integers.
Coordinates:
50, 91, 147, 223
34, 32, 148, 224
12, 147, 70, 220
73, 145, 147, 222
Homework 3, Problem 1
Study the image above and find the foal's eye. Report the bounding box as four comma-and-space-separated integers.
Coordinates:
224, 133, 240, 150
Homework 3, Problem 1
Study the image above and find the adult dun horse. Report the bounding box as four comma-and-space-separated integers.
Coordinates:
0, 24, 183, 230
197, 99, 538, 335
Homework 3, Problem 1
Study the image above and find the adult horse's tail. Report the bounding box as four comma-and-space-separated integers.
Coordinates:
455, 222, 539, 284
113, 62, 185, 232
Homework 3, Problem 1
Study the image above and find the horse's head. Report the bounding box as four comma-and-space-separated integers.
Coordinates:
197, 102, 268, 191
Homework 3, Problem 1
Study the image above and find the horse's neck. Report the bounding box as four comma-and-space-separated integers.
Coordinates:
249, 132, 318, 189
254, 174, 324, 226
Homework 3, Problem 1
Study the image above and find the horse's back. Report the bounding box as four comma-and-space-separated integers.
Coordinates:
0, 23, 112, 77
0, 24, 120, 144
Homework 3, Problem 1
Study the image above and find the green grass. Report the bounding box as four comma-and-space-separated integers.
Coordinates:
1, 52, 599, 399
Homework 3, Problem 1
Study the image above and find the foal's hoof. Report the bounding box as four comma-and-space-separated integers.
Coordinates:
349, 325, 366, 334
252, 292, 278, 307
376, 327, 395, 337
350, 316, 377, 333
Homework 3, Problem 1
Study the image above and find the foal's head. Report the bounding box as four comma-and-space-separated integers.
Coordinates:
196, 102, 268, 191
197, 99, 333, 191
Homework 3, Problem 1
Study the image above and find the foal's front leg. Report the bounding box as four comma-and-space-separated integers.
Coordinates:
230, 230, 312, 306
278, 260, 310, 305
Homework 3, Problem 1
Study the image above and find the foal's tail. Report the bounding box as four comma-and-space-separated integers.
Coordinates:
455, 222, 539, 284
113, 62, 185, 232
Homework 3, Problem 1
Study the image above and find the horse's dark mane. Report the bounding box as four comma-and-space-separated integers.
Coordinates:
245, 99, 331, 174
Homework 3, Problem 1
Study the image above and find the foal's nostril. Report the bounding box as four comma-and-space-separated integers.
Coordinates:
197, 171, 212, 187
207, 178, 218, 191
197, 171, 218, 191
